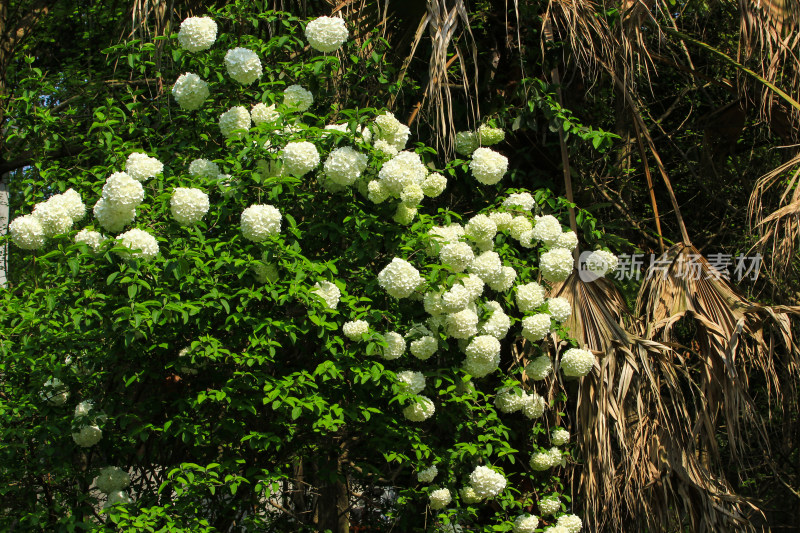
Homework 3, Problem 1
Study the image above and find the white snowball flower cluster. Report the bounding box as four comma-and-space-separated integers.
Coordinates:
540, 248, 574, 282
342, 320, 368, 340
29, 194, 80, 238
375, 151, 427, 199
178, 16, 217, 52
560, 348, 595, 377
219, 106, 252, 139
446, 308, 479, 340
410, 336, 437, 360
531, 215, 563, 246
240, 204, 282, 242
503, 192, 535, 211
403, 395, 435, 422
547, 297, 572, 322
41, 378, 68, 405
481, 301, 511, 339
462, 334, 500, 377
429, 488, 451, 509
545, 526, 570, 533
55, 189, 86, 221
421, 173, 448, 197
494, 387, 525, 413
189, 158, 220, 179
469, 465, 507, 498
530, 450, 557, 471
441, 285, 470, 313
172, 73, 210, 111
282, 141, 320, 177
251, 103, 279, 126
382, 331, 406, 360
556, 514, 583, 533
584, 250, 618, 277
9, 215, 46, 249
224, 47, 262, 85
312, 281, 341, 309
556, 230, 579, 251
372, 112, 410, 154
324, 146, 368, 186
470, 147, 508, 185
521, 392, 546, 419
513, 514, 540, 533
283, 85, 314, 111
125, 152, 163, 182
378, 258, 423, 298
478, 124, 506, 145
73, 424, 103, 447
104, 491, 133, 508
439, 242, 474, 272
397, 370, 426, 394
539, 495, 562, 516
75, 400, 94, 418
509, 216, 533, 240
399, 183, 424, 206
469, 251, 502, 282
522, 314, 551, 342
489, 211, 513, 231
465, 214, 497, 243
95, 466, 131, 494
525, 355, 553, 380
74, 229, 105, 253
101, 172, 143, 211
170, 188, 209, 225
551, 427, 570, 446
455, 130, 479, 156
305, 16, 349, 52
426, 224, 464, 255
92, 196, 133, 236
417, 465, 438, 483
516, 282, 545, 312
115, 228, 159, 261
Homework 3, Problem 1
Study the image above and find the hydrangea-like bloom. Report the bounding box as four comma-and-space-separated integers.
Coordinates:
32, 199, 73, 237
75, 400, 94, 418
525, 355, 553, 380
189, 158, 220, 179
551, 427, 570, 446
516, 282, 545, 312
508, 216, 533, 241
116, 228, 159, 261
465, 214, 498, 243
324, 146, 368, 186
461, 273, 485, 300
556, 230, 578, 251
494, 387, 525, 413
546, 297, 572, 323
426, 224, 465, 254
397, 370, 426, 395
421, 173, 447, 197
172, 72, 210, 111
460, 485, 483, 504
470, 147, 508, 185
403, 395, 435, 422
240, 204, 282, 242
251, 103, 279, 126
503, 192, 535, 211
73, 424, 102, 447
441, 284, 471, 313
104, 491, 132, 508
439, 242, 474, 273
513, 514, 540, 533
469, 465, 506, 498
282, 141, 320, 177
489, 212, 513, 231
462, 335, 501, 377
469, 251, 503, 282
101, 172, 144, 210
95, 466, 131, 494
382, 331, 406, 360
305, 16, 349, 53
224, 47, 262, 85
417, 465, 438, 483
312, 281, 340, 309
478, 124, 505, 145
560, 348, 594, 377
540, 248, 574, 283
170, 188, 209, 226
9, 215, 45, 249
585, 250, 619, 277
455, 130, 479, 156
373, 139, 398, 157
485, 266, 517, 292
446, 308, 479, 339
56, 189, 86, 221
522, 392, 546, 419
178, 16, 217, 52
378, 258, 423, 299
400, 183, 424, 206
41, 378, 68, 405
342, 320, 368, 340
522, 314, 552, 342
410, 336, 437, 360
93, 198, 135, 233
366, 180, 390, 204
219, 106, 252, 139
481, 301, 511, 339
378, 151, 427, 197
539, 495, 561, 516
544, 527, 569, 533
531, 215, 563, 246
556, 514, 582, 533
530, 451, 556, 471
126, 152, 163, 182
429, 487, 451, 509
373, 112, 410, 153
392, 204, 418, 225
74, 229, 105, 253
283, 84, 314, 111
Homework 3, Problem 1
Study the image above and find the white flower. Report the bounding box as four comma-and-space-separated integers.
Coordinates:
560, 348, 594, 377
240, 204, 282, 242
503, 192, 535, 211
540, 248, 574, 283
478, 124, 505, 145
101, 172, 144, 210
366, 179, 390, 204
417, 465, 438, 483
516, 282, 546, 312
58, 189, 86, 221
462, 335, 501, 377
584, 250, 618, 277
556, 230, 578, 251
382, 331, 406, 360
446, 308, 479, 340
530, 451, 556, 471
494, 387, 525, 413
305, 16, 349, 53
410, 336, 438, 360
252, 103, 280, 126
172, 72, 210, 111
531, 215, 563, 246
521, 392, 546, 419
556, 514, 582, 533
95, 466, 131, 494
283, 84, 314, 111
439, 242, 474, 273
342, 320, 368, 340
455, 130, 479, 156
72, 424, 102, 447
480, 301, 510, 339
461, 273, 485, 300
169, 188, 209, 226
513, 514, 540, 533
470, 147, 508, 185
224, 47, 262, 85
465, 214, 497, 243
282, 141, 320, 177
551, 427, 570, 446
460, 485, 483, 504
116, 228, 159, 261
421, 173, 447, 197
41, 378, 68, 405
428, 487, 451, 509
403, 395, 435, 422
378, 151, 427, 197
93, 198, 135, 233
525, 356, 553, 380
219, 106, 252, 139
373, 139, 398, 156
489, 211, 513, 231
547, 297, 572, 322
373, 112, 410, 153
426, 224, 465, 255
522, 314, 552, 342
104, 490, 132, 508
189, 158, 220, 179
312, 281, 341, 309
126, 152, 163, 182
32, 199, 73, 237
397, 370, 426, 394
74, 400, 94, 418
469, 251, 502, 283
9, 215, 45, 249
509, 216, 533, 240
178, 16, 217, 52
469, 465, 506, 499
378, 258, 423, 299
441, 284, 472, 314
486, 266, 517, 292
400, 183, 424, 206
538, 495, 561, 516
74, 229, 105, 253
324, 146, 368, 186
